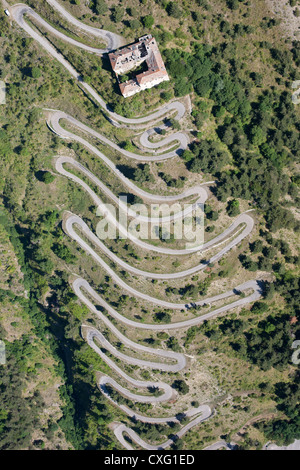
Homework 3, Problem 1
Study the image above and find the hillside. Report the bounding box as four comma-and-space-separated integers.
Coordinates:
0, 0, 299, 451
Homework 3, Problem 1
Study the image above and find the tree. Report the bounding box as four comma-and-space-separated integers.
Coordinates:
168, 118, 181, 130
133, 164, 154, 184
174, 77, 192, 96
160, 91, 172, 101
182, 150, 194, 162
226, 199, 240, 217
40, 171, 55, 184
249, 240, 263, 253
93, 0, 108, 15
172, 379, 189, 394
262, 246, 277, 259
227, 0, 239, 9
167, 2, 183, 18
192, 11, 202, 22
30, 67, 41, 79
251, 301, 268, 314
239, 255, 259, 271
111, 6, 124, 23
143, 15, 155, 28
251, 72, 263, 87
154, 312, 171, 323
194, 77, 212, 97
129, 19, 142, 29
52, 243, 76, 263
166, 336, 182, 352
127, 7, 138, 17
250, 126, 267, 146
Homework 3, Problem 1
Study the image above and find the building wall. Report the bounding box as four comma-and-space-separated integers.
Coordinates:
109, 35, 170, 98
122, 75, 169, 98
115, 57, 144, 76
139, 75, 169, 91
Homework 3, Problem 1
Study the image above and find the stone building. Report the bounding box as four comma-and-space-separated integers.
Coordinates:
108, 35, 169, 98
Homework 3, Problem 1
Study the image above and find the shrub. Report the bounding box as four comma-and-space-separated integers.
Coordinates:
172, 379, 189, 394
143, 15, 155, 28
40, 171, 55, 184
30, 67, 41, 79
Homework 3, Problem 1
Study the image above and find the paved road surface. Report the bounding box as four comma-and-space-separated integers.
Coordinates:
10, 3, 188, 128
63, 211, 248, 280
84, 326, 176, 404
203, 440, 232, 450
58, 157, 254, 256
113, 406, 212, 450
264, 440, 300, 451
45, 0, 123, 51
73, 277, 262, 330
7, 1, 263, 449
48, 111, 189, 161
56, 156, 206, 224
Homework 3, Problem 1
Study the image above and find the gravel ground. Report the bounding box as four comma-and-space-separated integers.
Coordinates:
266, 0, 300, 40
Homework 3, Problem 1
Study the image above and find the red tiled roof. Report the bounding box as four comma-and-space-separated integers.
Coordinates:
108, 35, 169, 96
119, 79, 139, 96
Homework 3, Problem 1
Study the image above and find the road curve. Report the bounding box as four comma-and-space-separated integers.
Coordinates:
83, 325, 185, 373
84, 327, 176, 404
64, 214, 259, 310
81, 311, 213, 445
63, 212, 253, 280
10, 3, 188, 128
63, 212, 249, 280
45, 0, 123, 51
55, 155, 207, 205
58, 157, 254, 256
81, 311, 214, 444
73, 277, 262, 330
12, 3, 115, 54
113, 406, 212, 450
203, 440, 234, 450
9, 0, 264, 449
48, 110, 188, 160
56, 157, 206, 224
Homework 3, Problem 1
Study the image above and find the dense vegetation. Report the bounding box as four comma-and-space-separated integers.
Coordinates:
165, 43, 299, 232
0, 0, 299, 450
0, 324, 45, 450
185, 271, 300, 446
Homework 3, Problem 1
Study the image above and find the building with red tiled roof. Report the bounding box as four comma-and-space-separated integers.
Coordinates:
108, 35, 169, 98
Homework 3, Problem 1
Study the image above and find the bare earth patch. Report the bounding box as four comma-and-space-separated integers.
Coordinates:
266, 0, 300, 40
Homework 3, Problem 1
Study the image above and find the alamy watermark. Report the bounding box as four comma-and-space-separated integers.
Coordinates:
0, 81, 6, 105
0, 341, 6, 365
292, 340, 300, 365
95, 197, 205, 249
292, 80, 300, 105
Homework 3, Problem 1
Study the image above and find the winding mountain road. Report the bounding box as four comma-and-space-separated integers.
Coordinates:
84, 326, 177, 404
57, 156, 254, 257
6, 0, 263, 449
48, 110, 188, 160
56, 156, 206, 223
12, 3, 117, 54
73, 277, 262, 330
45, 0, 123, 51
63, 211, 249, 279
9, 2, 187, 129
113, 406, 212, 450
